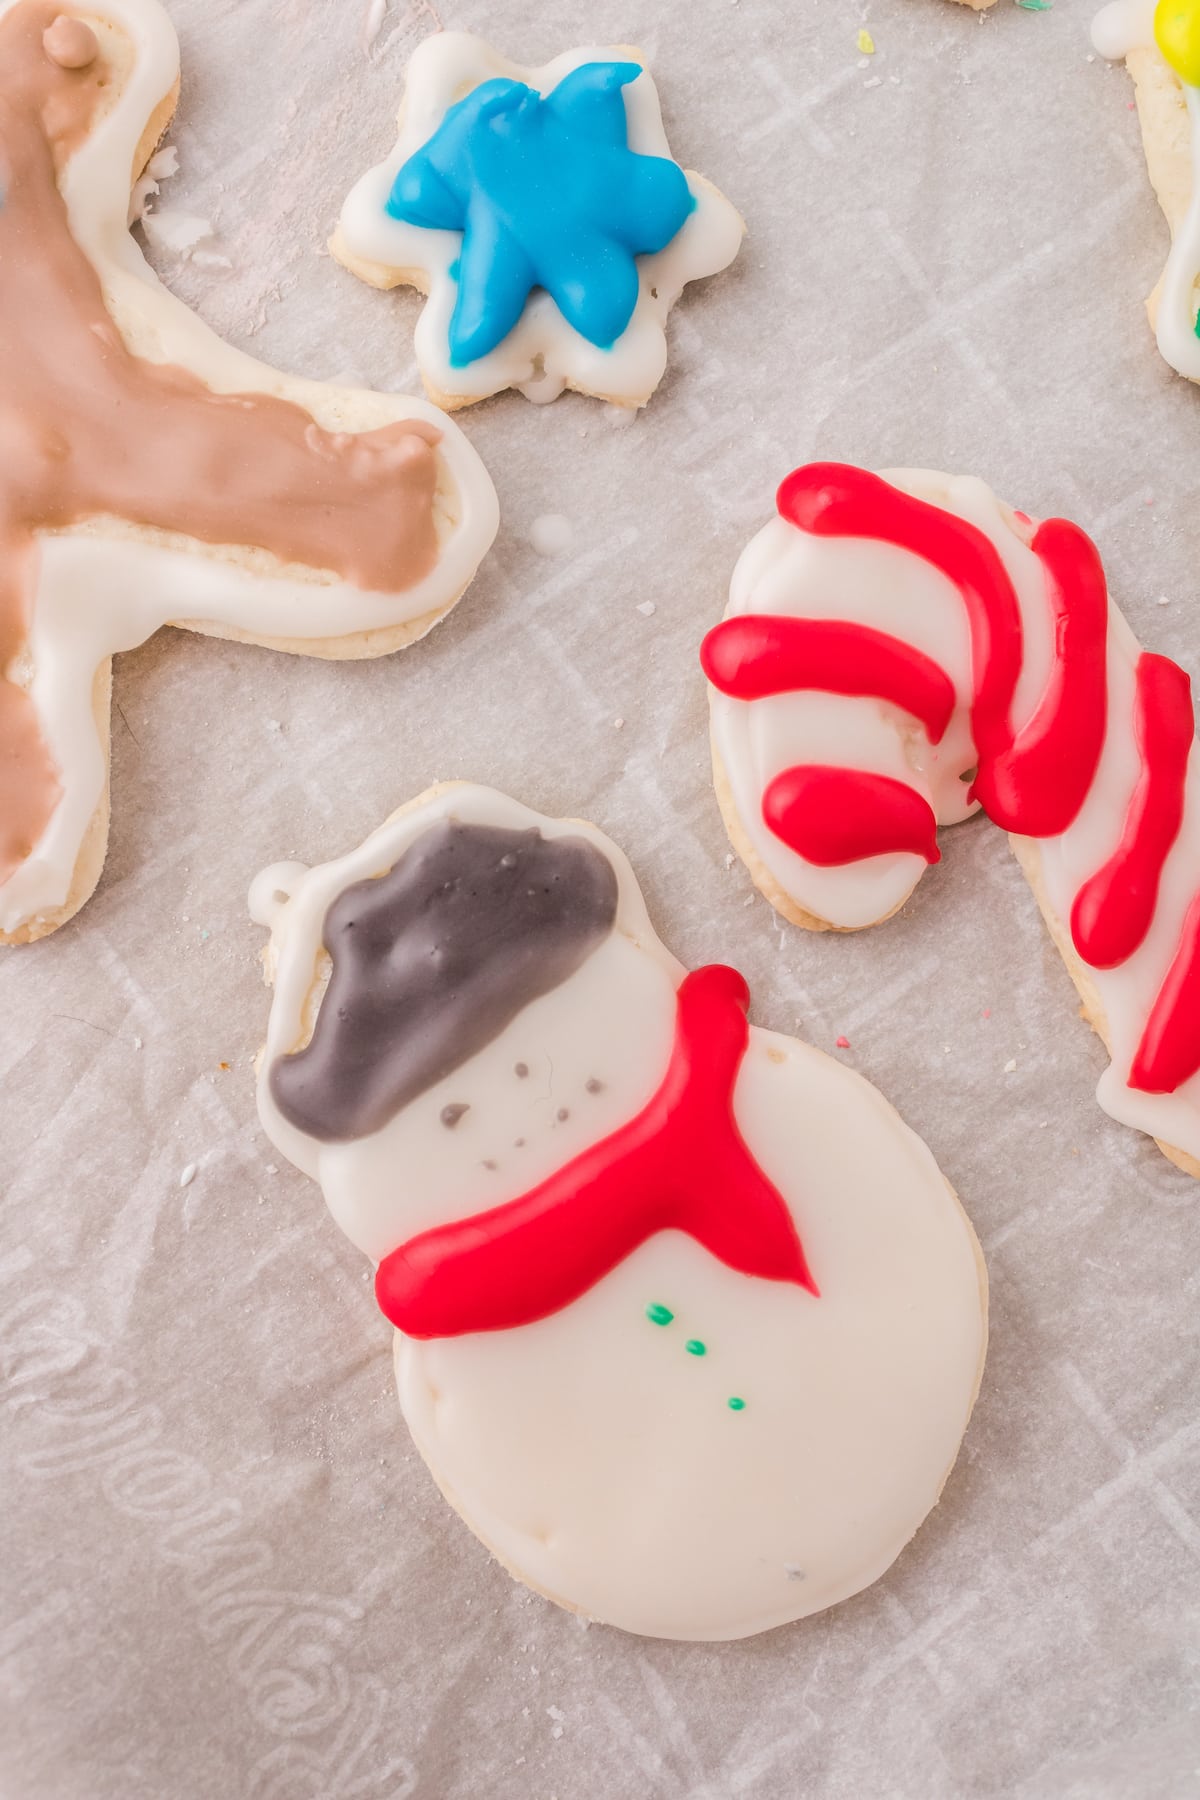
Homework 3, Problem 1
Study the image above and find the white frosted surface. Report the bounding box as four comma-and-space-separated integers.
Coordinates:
4, 1, 1199, 1795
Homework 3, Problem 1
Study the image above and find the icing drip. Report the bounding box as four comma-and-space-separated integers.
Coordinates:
374, 965, 817, 1339
270, 820, 619, 1142
386, 61, 696, 366
0, 0, 442, 887
706, 464, 1200, 1103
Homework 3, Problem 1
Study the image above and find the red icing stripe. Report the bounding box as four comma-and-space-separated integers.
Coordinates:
701, 616, 957, 744
1129, 892, 1200, 1094
972, 518, 1109, 837
763, 766, 941, 868
707, 461, 1200, 1100
1072, 654, 1194, 972
776, 463, 1023, 770
375, 965, 817, 1340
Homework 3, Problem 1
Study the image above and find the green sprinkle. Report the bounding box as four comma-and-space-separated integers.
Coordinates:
645, 1303, 674, 1327
1015, 0, 1052, 10
727, 1397, 747, 1412
685, 1339, 707, 1357
1194, 310, 1200, 342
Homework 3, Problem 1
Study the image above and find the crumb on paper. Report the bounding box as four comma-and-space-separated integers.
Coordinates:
141, 209, 218, 260
856, 28, 875, 53
723, 852, 735, 870
179, 1163, 197, 1188
613, 716, 625, 729
836, 1035, 851, 1050
636, 600, 657, 617
1004, 1058, 1018, 1074
362, 0, 387, 50
265, 1162, 278, 1175
129, 144, 179, 224
529, 513, 573, 557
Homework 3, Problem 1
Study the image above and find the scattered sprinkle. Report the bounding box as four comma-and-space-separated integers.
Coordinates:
856, 27, 875, 53
1003, 1058, 1018, 1074
1015, 0, 1052, 11
646, 1303, 674, 1326
179, 1163, 197, 1188
636, 600, 657, 617
982, 1008, 991, 1020
685, 1339, 707, 1357
613, 717, 625, 730
218, 1061, 230, 1071
835, 1035, 851, 1050
727, 1396, 747, 1412
529, 513, 573, 557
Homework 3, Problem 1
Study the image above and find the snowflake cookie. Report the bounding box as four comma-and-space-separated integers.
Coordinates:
332, 34, 746, 410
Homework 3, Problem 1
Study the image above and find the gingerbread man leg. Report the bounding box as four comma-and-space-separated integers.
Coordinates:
249, 782, 986, 1641
0, 0, 498, 944
703, 463, 1200, 1177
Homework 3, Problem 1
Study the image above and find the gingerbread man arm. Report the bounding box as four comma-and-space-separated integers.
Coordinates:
0, 0, 499, 944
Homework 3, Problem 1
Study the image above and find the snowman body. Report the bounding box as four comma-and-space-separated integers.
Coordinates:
253, 785, 986, 1641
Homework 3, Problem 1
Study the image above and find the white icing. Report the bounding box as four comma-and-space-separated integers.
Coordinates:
1093, 0, 1200, 380
0, 0, 499, 937
252, 783, 986, 1641
335, 33, 746, 408
708, 468, 1200, 1165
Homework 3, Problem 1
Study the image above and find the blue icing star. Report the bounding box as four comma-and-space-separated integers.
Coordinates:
386, 62, 697, 368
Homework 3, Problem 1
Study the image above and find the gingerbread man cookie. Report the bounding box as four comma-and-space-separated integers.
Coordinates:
250, 783, 986, 1641
702, 463, 1200, 1176
1093, 1, 1200, 381
332, 35, 745, 410
0, 0, 498, 945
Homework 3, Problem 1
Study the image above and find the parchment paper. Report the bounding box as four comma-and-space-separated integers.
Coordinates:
4, 1, 1199, 1795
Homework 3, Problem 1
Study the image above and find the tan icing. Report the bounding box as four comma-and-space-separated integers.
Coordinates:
0, 1, 442, 884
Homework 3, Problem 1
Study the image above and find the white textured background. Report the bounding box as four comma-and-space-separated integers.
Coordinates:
4, 0, 1200, 1795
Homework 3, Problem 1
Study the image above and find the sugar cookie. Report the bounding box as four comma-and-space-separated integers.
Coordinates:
0, 0, 498, 944
1093, 0, 1200, 381
332, 35, 745, 410
250, 782, 987, 1642
702, 463, 1200, 1177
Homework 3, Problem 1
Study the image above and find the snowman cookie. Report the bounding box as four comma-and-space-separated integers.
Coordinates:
0, 0, 498, 945
703, 462, 1200, 1177
331, 35, 745, 410
1093, 1, 1200, 381
251, 783, 987, 1642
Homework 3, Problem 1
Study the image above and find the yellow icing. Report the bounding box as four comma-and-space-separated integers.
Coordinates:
1155, 0, 1200, 86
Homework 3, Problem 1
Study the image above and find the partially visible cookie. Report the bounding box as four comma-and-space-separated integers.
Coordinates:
0, 0, 498, 945
1093, 0, 1200, 380
701, 461, 1200, 1176
332, 34, 745, 410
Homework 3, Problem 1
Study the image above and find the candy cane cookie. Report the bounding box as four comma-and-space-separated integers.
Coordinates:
1093, 1, 1200, 381
331, 35, 745, 410
0, 0, 498, 946
249, 783, 986, 1641
702, 464, 1200, 1177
